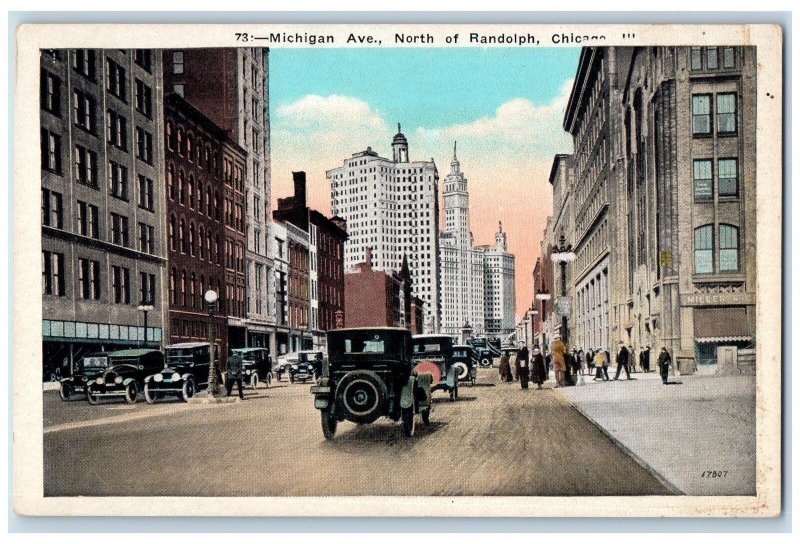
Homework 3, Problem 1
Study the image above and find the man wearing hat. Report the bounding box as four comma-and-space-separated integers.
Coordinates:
531, 346, 547, 390
614, 341, 632, 380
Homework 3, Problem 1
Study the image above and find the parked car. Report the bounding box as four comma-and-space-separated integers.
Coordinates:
86, 349, 164, 404
274, 353, 298, 382
231, 347, 273, 388
143, 342, 211, 403
289, 350, 324, 384
468, 337, 500, 367
310, 327, 433, 439
412, 334, 459, 401
58, 352, 110, 401
452, 344, 477, 386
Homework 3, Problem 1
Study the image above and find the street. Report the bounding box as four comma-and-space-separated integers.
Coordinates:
44, 368, 673, 497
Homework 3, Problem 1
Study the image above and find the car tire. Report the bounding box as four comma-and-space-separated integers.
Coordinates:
144, 383, 158, 404
480, 357, 492, 368
59, 383, 72, 401
452, 362, 469, 381
181, 378, 195, 402
336, 370, 388, 425
125, 382, 138, 404
421, 407, 431, 426
401, 406, 416, 437
250, 373, 259, 390
86, 387, 99, 405
321, 407, 337, 440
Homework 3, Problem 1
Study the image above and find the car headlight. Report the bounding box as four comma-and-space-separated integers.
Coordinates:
172, 372, 181, 382
154, 373, 163, 382
96, 377, 104, 385
114, 376, 123, 385
291, 364, 298, 370
245, 369, 251, 375
81, 376, 87, 382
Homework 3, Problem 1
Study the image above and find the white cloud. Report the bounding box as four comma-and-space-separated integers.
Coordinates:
276, 94, 386, 133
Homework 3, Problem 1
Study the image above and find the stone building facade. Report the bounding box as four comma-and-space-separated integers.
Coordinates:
41, 48, 167, 378
478, 223, 516, 338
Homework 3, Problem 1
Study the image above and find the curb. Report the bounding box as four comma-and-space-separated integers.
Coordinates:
557, 389, 685, 496
186, 395, 242, 405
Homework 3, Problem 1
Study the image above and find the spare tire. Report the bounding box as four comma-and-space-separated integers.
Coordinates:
452, 362, 469, 380
336, 370, 387, 424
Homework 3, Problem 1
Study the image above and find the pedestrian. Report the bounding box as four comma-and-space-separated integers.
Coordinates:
657, 347, 672, 384
586, 349, 595, 375
499, 350, 512, 382
531, 347, 546, 390
614, 342, 632, 380
628, 345, 637, 372
570, 349, 582, 381
517, 345, 530, 389
594, 348, 610, 381
553, 338, 567, 387
576, 349, 585, 376
225, 352, 245, 399
641, 345, 651, 373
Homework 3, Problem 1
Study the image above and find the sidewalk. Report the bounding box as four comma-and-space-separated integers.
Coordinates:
558, 369, 756, 496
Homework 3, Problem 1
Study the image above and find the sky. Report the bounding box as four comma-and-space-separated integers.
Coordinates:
269, 47, 580, 321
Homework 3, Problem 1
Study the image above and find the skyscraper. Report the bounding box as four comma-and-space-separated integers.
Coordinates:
479, 222, 517, 338
328, 126, 441, 332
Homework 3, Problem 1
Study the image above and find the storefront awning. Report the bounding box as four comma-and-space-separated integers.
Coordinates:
694, 307, 751, 343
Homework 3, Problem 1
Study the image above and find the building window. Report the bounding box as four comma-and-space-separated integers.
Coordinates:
140, 272, 156, 305
694, 225, 714, 275
706, 46, 718, 70
178, 171, 185, 204
138, 222, 155, 254
692, 94, 712, 135
106, 58, 127, 101
74, 145, 97, 187
690, 47, 702, 70
73, 89, 96, 134
179, 218, 186, 253
693, 159, 713, 202
112, 265, 131, 304
716, 93, 737, 134
108, 161, 128, 200
106, 109, 128, 150
110, 212, 130, 247
722, 47, 736, 69
42, 251, 65, 296
719, 224, 740, 273
138, 174, 154, 211
40, 69, 61, 116
170, 267, 177, 304
41, 129, 62, 174
169, 214, 177, 251
167, 165, 176, 200
78, 257, 101, 300
173, 51, 184, 74
718, 158, 739, 197
136, 127, 153, 164
77, 200, 99, 238
134, 49, 152, 72
41, 188, 63, 229
135, 79, 153, 118
72, 49, 96, 80
166, 122, 175, 151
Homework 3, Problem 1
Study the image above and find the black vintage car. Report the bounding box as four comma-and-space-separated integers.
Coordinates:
231, 347, 273, 388
310, 327, 433, 439
143, 342, 211, 403
467, 337, 501, 368
412, 334, 459, 401
289, 350, 324, 384
58, 352, 110, 401
452, 344, 477, 386
86, 349, 164, 404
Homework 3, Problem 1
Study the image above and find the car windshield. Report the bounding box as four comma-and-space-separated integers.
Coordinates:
329, 331, 402, 357
235, 351, 260, 361
470, 339, 487, 348
80, 356, 108, 369
453, 349, 469, 358
413, 341, 449, 355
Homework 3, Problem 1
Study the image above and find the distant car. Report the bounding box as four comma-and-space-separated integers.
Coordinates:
468, 337, 499, 367
86, 349, 164, 404
231, 347, 273, 388
58, 352, 110, 401
289, 350, 324, 384
412, 334, 459, 401
274, 353, 298, 382
310, 327, 433, 439
452, 344, 477, 386
143, 342, 211, 403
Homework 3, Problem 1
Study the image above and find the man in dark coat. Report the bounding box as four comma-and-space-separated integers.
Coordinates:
640, 346, 651, 373
225, 352, 245, 399
586, 349, 595, 375
517, 346, 530, 389
499, 350, 512, 382
614, 342, 632, 380
531, 347, 546, 390
657, 347, 672, 384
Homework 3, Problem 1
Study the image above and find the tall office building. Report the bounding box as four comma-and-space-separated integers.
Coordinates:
479, 223, 517, 338
40, 48, 168, 377
439, 143, 485, 337
327, 126, 441, 332
162, 47, 274, 350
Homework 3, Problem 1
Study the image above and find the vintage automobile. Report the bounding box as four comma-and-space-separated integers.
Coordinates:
231, 347, 273, 389
310, 327, 433, 439
467, 337, 501, 368
412, 334, 459, 401
58, 352, 110, 401
274, 352, 298, 382
451, 344, 478, 386
289, 350, 325, 384
143, 342, 211, 403
86, 349, 165, 404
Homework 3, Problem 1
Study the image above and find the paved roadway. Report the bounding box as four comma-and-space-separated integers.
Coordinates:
44, 368, 673, 496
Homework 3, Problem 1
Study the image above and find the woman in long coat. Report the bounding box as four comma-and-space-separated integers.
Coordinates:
498, 350, 512, 382
552, 339, 567, 387
531, 347, 546, 390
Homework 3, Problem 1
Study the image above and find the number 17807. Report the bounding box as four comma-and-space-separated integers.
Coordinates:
701, 470, 728, 478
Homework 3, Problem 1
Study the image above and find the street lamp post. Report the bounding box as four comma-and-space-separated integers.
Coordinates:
535, 290, 551, 351
137, 305, 154, 347
551, 234, 577, 346
204, 289, 219, 396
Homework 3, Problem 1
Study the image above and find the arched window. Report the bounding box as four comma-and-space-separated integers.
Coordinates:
719, 224, 740, 272
199, 275, 205, 303
214, 191, 221, 221
694, 225, 714, 274
187, 175, 194, 209
169, 214, 176, 251
170, 267, 177, 304
206, 186, 213, 217
206, 230, 212, 262
215, 235, 221, 264
198, 182, 204, 210
189, 223, 196, 256
180, 270, 187, 307
186, 134, 194, 161
179, 218, 186, 253
167, 164, 176, 200
166, 122, 175, 151
190, 272, 196, 309
199, 226, 206, 259
177, 127, 185, 156
204, 146, 212, 170
178, 170, 185, 204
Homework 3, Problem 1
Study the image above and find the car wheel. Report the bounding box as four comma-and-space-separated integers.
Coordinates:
250, 373, 259, 389
452, 362, 469, 381
181, 378, 195, 402
421, 407, 431, 426
125, 382, 138, 404
144, 383, 158, 404
59, 383, 72, 401
480, 357, 492, 368
401, 406, 416, 437
337, 370, 388, 424
321, 407, 337, 440
86, 387, 99, 405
